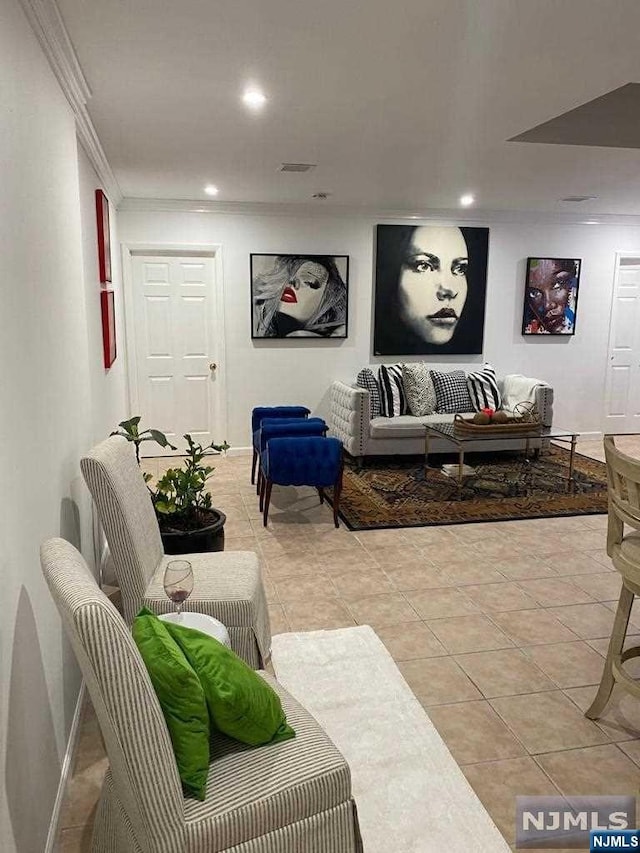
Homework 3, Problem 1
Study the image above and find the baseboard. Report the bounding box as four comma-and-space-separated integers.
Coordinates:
577, 431, 603, 442
226, 446, 251, 457
44, 682, 86, 853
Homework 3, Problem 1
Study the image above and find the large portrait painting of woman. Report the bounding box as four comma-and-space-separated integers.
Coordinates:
522, 257, 581, 335
251, 254, 349, 339
373, 224, 489, 355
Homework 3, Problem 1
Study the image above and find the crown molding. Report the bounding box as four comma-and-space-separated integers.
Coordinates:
118, 196, 640, 226
19, 0, 122, 204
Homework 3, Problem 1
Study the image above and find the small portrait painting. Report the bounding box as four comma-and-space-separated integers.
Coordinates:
373, 224, 489, 356
251, 254, 349, 339
522, 257, 581, 335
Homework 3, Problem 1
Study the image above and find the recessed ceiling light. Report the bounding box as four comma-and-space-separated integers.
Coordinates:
204, 184, 219, 196
459, 194, 475, 207
583, 220, 600, 225
242, 88, 267, 109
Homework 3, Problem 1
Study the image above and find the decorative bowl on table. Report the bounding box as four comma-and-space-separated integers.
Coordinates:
453, 402, 541, 436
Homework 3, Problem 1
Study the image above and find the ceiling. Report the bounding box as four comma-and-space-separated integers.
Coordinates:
56, 0, 640, 214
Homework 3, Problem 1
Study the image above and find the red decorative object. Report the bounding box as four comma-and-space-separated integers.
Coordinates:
101, 290, 116, 368
95, 189, 111, 283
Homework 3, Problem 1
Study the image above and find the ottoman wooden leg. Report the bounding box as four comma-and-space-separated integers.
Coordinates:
332, 464, 343, 528
263, 481, 273, 527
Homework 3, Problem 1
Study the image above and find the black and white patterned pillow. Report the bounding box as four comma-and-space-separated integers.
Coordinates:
402, 363, 436, 417
356, 368, 382, 418
467, 363, 502, 412
431, 369, 474, 414
378, 364, 409, 417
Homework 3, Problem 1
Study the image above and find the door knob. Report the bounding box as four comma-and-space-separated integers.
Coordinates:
209, 362, 217, 372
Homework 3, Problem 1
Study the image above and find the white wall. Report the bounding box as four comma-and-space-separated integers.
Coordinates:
0, 3, 126, 850
119, 208, 640, 445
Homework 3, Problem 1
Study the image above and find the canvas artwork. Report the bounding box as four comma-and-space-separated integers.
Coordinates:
251, 254, 349, 339
100, 289, 116, 368
95, 189, 111, 283
373, 224, 489, 356
522, 257, 581, 335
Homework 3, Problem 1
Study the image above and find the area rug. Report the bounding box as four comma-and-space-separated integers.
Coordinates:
271, 626, 510, 853
328, 445, 607, 530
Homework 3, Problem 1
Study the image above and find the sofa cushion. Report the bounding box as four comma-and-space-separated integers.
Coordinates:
431, 369, 474, 414
356, 368, 382, 418
369, 412, 474, 439
163, 619, 295, 747
378, 364, 409, 417
370, 415, 426, 439
402, 363, 436, 416
467, 363, 502, 412
132, 608, 210, 800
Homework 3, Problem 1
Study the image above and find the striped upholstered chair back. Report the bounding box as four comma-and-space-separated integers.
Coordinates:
41, 538, 184, 851
81, 436, 164, 624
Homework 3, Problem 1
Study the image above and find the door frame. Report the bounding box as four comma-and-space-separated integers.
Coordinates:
120, 242, 228, 447
602, 250, 640, 435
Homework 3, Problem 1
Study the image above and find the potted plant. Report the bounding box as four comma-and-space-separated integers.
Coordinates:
111, 417, 230, 553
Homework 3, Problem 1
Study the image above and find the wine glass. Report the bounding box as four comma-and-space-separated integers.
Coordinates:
163, 560, 194, 615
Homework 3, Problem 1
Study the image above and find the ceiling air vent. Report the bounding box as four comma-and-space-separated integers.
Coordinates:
560, 195, 598, 202
279, 163, 316, 173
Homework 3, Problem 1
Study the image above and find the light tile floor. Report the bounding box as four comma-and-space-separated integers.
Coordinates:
56, 437, 640, 852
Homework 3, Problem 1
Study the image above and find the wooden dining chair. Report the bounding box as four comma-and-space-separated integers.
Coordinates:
586, 435, 640, 719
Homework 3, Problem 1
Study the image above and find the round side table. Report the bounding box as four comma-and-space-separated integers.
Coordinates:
158, 611, 231, 647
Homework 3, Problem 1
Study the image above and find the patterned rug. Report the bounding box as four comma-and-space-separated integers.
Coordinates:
329, 446, 607, 530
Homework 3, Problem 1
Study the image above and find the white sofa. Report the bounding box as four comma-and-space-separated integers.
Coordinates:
329, 373, 554, 462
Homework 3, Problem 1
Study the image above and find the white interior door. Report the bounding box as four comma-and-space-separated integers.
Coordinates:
130, 253, 223, 455
603, 254, 640, 434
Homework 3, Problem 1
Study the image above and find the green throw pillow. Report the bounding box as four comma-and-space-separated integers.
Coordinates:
163, 620, 295, 747
132, 608, 210, 800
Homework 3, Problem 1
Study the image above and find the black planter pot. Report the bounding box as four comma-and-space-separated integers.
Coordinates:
160, 509, 226, 555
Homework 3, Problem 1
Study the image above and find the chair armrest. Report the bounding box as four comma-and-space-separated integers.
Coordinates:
502, 374, 554, 428
535, 384, 554, 428
328, 381, 368, 457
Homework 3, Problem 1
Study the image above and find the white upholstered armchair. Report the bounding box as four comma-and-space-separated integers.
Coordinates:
81, 436, 270, 668
41, 538, 363, 853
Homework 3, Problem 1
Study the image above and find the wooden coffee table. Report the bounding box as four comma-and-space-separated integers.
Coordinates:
423, 423, 580, 490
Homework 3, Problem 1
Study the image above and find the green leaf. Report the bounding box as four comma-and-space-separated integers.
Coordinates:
148, 429, 171, 447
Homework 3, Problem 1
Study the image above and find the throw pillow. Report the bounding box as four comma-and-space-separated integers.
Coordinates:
163, 620, 295, 747
132, 609, 210, 800
378, 364, 409, 417
467, 363, 502, 412
402, 363, 437, 417
356, 368, 382, 418
431, 369, 474, 414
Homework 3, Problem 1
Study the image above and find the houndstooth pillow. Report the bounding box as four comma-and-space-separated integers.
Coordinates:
467, 363, 502, 412
402, 363, 436, 417
378, 364, 409, 417
431, 369, 474, 414
356, 368, 382, 418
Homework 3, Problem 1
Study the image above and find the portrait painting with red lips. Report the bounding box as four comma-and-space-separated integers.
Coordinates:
522, 257, 581, 336
251, 254, 349, 339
